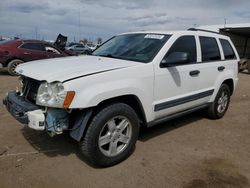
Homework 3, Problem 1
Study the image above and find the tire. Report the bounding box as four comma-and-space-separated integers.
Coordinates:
79, 103, 139, 167
7, 59, 24, 76
206, 84, 231, 119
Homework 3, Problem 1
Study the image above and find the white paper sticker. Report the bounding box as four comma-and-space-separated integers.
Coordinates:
144, 34, 165, 40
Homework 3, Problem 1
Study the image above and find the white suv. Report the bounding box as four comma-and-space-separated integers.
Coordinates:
3, 30, 239, 166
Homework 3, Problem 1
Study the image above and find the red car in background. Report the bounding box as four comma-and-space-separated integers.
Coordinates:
0, 39, 73, 75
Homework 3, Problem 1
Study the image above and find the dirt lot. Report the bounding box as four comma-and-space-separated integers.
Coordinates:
0, 70, 249, 188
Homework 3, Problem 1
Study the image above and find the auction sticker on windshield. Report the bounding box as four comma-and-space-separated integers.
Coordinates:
144, 34, 165, 40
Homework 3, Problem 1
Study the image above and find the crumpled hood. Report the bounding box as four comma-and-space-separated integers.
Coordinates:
16, 55, 140, 82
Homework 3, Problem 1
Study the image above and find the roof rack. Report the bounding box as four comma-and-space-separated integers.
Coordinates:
187, 28, 220, 34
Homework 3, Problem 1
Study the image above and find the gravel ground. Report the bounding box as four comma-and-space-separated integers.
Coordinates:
0, 70, 249, 188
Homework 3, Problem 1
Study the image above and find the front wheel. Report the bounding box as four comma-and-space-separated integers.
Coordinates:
206, 84, 231, 119
79, 103, 139, 167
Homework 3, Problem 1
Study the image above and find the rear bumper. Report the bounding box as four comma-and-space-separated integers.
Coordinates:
3, 91, 41, 124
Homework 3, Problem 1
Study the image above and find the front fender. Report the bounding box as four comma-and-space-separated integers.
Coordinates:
66, 79, 154, 122
63, 63, 155, 122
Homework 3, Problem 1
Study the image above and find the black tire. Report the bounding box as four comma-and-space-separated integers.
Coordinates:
79, 103, 139, 167
206, 84, 231, 119
7, 59, 24, 76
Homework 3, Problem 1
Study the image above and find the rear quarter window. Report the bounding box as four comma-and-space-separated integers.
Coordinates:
200, 36, 221, 62
219, 39, 236, 60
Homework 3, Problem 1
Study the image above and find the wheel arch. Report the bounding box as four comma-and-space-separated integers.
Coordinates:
69, 95, 147, 142
96, 94, 147, 126
222, 78, 234, 95
7, 57, 25, 66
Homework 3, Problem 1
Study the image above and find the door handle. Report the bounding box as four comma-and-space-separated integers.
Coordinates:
23, 52, 31, 55
189, 70, 200, 76
218, 66, 225, 71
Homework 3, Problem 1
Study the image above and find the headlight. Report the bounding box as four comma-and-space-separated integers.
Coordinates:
36, 82, 74, 108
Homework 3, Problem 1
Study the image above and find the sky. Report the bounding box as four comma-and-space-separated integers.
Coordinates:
0, 0, 250, 42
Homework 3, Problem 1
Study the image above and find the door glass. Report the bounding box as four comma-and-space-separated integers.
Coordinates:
200, 37, 221, 62
20, 43, 45, 51
164, 36, 197, 64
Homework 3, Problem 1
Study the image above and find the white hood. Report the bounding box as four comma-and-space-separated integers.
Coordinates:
16, 55, 140, 82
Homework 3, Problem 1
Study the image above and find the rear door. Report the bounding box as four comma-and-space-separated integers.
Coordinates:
194, 36, 223, 101
19, 42, 48, 61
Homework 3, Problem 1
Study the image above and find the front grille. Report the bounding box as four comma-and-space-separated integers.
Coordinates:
21, 77, 41, 103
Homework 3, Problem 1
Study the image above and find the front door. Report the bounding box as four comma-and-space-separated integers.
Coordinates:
153, 35, 203, 119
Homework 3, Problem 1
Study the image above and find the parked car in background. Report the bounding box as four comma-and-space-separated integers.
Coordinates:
66, 42, 82, 47
86, 43, 97, 51
0, 39, 72, 75
65, 44, 92, 55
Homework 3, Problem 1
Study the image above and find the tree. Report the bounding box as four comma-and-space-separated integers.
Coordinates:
80, 38, 88, 45
97, 37, 103, 45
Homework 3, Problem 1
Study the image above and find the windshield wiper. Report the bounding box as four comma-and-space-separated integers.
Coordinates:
98, 54, 116, 58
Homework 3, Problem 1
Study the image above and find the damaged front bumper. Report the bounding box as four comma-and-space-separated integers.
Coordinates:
3, 91, 69, 133
3, 91, 93, 141
3, 91, 41, 124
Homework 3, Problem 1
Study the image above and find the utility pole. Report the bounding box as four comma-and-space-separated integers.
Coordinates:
224, 18, 227, 28
78, 9, 81, 42
35, 27, 38, 39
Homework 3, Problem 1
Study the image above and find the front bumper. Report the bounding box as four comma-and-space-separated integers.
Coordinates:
3, 91, 91, 141
3, 91, 41, 124
3, 91, 69, 133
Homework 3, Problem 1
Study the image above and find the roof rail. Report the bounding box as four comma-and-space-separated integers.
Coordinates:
187, 28, 220, 34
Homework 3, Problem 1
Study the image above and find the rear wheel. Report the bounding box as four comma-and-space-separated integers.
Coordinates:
79, 103, 139, 167
206, 84, 230, 119
7, 59, 24, 76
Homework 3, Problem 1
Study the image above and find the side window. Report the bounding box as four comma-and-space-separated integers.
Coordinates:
20, 43, 45, 51
219, 39, 236, 60
165, 35, 197, 63
200, 37, 221, 62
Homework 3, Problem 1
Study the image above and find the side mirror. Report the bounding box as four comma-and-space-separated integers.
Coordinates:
160, 52, 189, 68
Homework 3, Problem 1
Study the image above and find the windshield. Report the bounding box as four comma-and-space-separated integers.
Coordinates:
92, 33, 171, 63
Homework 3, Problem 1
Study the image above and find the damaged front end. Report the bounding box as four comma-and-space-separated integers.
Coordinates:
3, 77, 91, 141
3, 91, 70, 135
